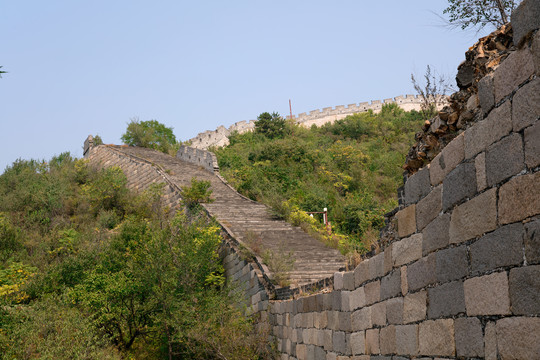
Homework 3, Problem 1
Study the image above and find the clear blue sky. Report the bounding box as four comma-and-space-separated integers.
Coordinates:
0, 1, 491, 173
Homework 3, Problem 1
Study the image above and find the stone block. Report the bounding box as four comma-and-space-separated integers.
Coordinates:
525, 120, 540, 168
478, 73, 495, 113
496, 317, 540, 359
418, 319, 455, 357
385, 297, 403, 325
534, 30, 540, 73
454, 317, 484, 357
524, 218, 540, 263
352, 307, 372, 331
449, 188, 497, 244
296, 344, 307, 359
343, 271, 355, 290
327, 311, 338, 330
403, 290, 427, 324
371, 302, 386, 327
494, 48, 535, 102
416, 185, 441, 231
395, 324, 418, 356
407, 254, 436, 292
383, 244, 392, 275
430, 133, 465, 185
333, 331, 349, 355
486, 133, 525, 187
365, 329, 380, 355
422, 214, 450, 255
350, 331, 365, 355
364, 280, 380, 305
368, 253, 384, 280
396, 204, 416, 238
324, 329, 333, 350
354, 261, 369, 287
349, 286, 366, 311
464, 101, 512, 159
379, 326, 396, 355
484, 321, 496, 360
513, 78, 540, 132
392, 234, 422, 267
457, 62, 474, 88
442, 162, 477, 211
436, 245, 468, 283
404, 167, 431, 205
470, 223, 524, 274
475, 152, 487, 192
498, 172, 540, 224
380, 269, 401, 300
334, 272, 344, 290
314, 346, 326, 360
341, 291, 351, 313
400, 266, 408, 295
464, 272, 510, 316
332, 291, 342, 311
509, 265, 540, 315
427, 281, 465, 318
512, 0, 540, 46
338, 311, 352, 332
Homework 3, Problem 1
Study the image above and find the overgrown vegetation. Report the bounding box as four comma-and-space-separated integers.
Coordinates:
121, 118, 180, 155
213, 104, 424, 254
0, 154, 273, 359
443, 0, 519, 30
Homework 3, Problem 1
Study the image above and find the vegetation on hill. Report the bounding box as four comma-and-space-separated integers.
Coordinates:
213, 104, 424, 254
0, 154, 273, 359
122, 118, 180, 155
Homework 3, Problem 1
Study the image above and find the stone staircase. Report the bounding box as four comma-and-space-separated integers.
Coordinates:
89, 145, 347, 288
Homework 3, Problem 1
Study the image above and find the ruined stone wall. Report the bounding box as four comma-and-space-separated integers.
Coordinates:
268, 0, 540, 358
189, 95, 425, 150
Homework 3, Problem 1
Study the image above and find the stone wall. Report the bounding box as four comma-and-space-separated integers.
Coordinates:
189, 95, 426, 150
268, 0, 540, 358
176, 145, 219, 173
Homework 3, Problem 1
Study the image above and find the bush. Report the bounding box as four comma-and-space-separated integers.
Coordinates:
121, 119, 178, 154
255, 112, 287, 139
181, 177, 214, 210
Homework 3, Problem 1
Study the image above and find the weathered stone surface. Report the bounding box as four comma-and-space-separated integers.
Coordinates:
371, 302, 386, 327
416, 185, 442, 231
348, 286, 366, 312
407, 254, 436, 292
395, 324, 418, 356
333, 331, 349, 355
534, 30, 540, 74
396, 205, 416, 238
494, 48, 535, 102
525, 120, 540, 168
464, 101, 512, 159
464, 272, 510, 316
364, 280, 380, 305
400, 266, 408, 295
512, 0, 540, 46
478, 73, 495, 113
334, 272, 344, 290
338, 311, 352, 332
404, 167, 431, 205
430, 133, 465, 185
498, 172, 540, 224
422, 214, 450, 255
365, 329, 380, 355
509, 265, 540, 315
512, 78, 540, 132
524, 218, 540, 263
436, 245, 468, 283
386, 297, 403, 325
350, 331, 365, 355
484, 321, 496, 360
470, 223, 524, 274
343, 271, 355, 290
392, 234, 422, 267
457, 63, 474, 88
496, 317, 540, 359
449, 188, 497, 244
354, 261, 369, 287
403, 290, 427, 324
486, 133, 524, 187
380, 269, 401, 301
442, 162, 477, 211
332, 292, 342, 311
454, 317, 484, 358
475, 152, 487, 192
418, 319, 455, 357
368, 253, 384, 280
379, 326, 396, 355
427, 281, 465, 318
352, 307, 372, 331
383, 244, 392, 275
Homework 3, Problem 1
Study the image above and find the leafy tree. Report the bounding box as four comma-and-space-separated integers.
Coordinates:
121, 119, 177, 154
254, 112, 287, 139
443, 0, 520, 30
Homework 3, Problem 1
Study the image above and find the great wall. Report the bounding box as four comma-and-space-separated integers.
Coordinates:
85, 0, 540, 358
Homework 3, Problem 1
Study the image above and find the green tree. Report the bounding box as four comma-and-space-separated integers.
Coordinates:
121, 119, 177, 154
254, 112, 286, 139
443, 0, 519, 30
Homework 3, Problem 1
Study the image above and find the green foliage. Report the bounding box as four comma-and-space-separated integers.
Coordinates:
181, 177, 214, 210
121, 119, 178, 154
443, 0, 518, 30
214, 105, 423, 252
93, 134, 104, 145
255, 112, 287, 139
81, 166, 128, 214
0, 66, 6, 78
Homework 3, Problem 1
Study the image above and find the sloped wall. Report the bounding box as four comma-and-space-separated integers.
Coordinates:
268, 0, 540, 358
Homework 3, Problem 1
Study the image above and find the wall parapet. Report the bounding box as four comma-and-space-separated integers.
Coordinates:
177, 145, 219, 173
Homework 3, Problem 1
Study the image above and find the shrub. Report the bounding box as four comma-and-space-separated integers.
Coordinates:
121, 119, 177, 154
181, 177, 214, 210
